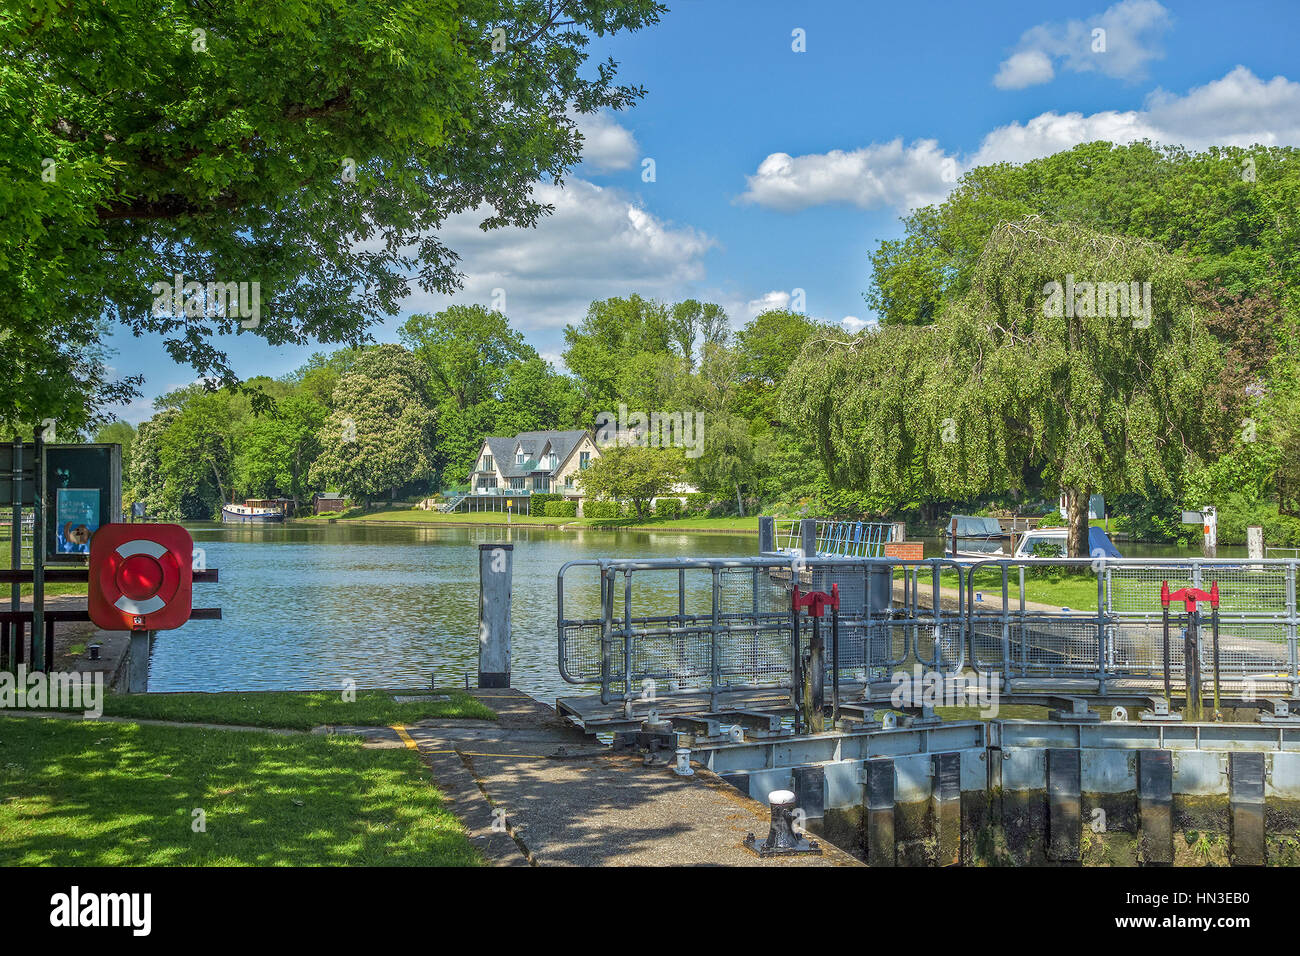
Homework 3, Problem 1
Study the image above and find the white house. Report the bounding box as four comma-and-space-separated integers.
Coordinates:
468, 430, 600, 499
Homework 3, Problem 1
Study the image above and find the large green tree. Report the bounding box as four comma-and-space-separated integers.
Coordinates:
784, 218, 1228, 556
577, 444, 683, 519
2, 0, 664, 425
310, 344, 436, 503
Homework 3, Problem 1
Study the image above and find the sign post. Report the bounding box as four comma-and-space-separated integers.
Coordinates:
31, 426, 44, 670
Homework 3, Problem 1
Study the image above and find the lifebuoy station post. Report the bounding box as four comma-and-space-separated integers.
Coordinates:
89, 523, 195, 693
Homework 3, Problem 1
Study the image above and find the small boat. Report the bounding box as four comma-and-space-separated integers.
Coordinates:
220, 499, 288, 523
943, 514, 1122, 561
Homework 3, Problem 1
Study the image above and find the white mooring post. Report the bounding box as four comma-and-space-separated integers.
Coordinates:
1202, 505, 1218, 559
478, 543, 513, 688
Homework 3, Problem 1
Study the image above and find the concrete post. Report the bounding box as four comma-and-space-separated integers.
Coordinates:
799, 518, 817, 561
758, 516, 774, 554
127, 630, 152, 693
890, 521, 906, 544
1247, 526, 1264, 561
478, 543, 513, 688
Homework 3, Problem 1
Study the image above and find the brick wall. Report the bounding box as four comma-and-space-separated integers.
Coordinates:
883, 541, 924, 561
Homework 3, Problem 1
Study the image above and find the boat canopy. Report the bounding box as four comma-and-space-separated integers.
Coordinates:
949, 515, 1005, 539
1088, 526, 1123, 558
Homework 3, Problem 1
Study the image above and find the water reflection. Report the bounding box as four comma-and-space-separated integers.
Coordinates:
151, 522, 754, 704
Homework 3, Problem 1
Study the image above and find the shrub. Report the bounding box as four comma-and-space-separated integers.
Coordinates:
1036, 511, 1065, 528
543, 500, 578, 518
584, 500, 623, 520
654, 497, 683, 518
684, 492, 712, 515
529, 493, 561, 514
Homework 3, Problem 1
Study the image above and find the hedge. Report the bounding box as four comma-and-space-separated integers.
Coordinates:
584, 500, 623, 520
529, 493, 562, 513
684, 492, 712, 515
542, 500, 578, 518
654, 497, 684, 518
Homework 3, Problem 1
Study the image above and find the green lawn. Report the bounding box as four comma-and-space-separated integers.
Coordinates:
43, 688, 495, 730
0, 538, 86, 598
957, 567, 1104, 610
0, 716, 480, 866
305, 505, 760, 534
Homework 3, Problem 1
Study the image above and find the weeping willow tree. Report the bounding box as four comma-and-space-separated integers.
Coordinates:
781, 216, 1228, 556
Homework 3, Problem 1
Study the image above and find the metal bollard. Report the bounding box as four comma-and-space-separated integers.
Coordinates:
744, 789, 821, 858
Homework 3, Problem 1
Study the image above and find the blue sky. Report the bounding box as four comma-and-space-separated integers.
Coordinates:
107, 0, 1300, 421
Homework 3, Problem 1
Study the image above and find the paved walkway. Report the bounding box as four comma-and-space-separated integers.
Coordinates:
341, 689, 861, 867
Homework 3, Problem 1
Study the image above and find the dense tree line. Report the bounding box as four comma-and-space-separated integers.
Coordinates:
109, 302, 826, 519
787, 141, 1300, 551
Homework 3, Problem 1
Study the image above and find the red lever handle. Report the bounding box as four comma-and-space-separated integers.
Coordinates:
792, 583, 840, 618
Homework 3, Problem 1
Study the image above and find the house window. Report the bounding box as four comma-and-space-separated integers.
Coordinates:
579, 451, 591, 470
482, 454, 493, 472
510, 478, 525, 491
533, 476, 549, 492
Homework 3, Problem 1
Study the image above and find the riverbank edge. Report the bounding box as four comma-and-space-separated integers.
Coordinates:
289, 516, 761, 535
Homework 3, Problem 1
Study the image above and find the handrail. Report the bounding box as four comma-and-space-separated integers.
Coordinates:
557, 555, 1300, 704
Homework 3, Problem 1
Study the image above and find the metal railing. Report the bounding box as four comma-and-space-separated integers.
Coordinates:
556, 556, 1300, 705
770, 519, 896, 557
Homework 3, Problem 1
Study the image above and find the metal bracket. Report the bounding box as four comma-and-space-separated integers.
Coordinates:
1257, 698, 1300, 724
1139, 697, 1183, 722
1046, 696, 1101, 723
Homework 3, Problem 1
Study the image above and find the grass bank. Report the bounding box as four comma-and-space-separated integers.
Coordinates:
302, 505, 760, 535
0, 537, 85, 598
43, 688, 495, 730
0, 715, 479, 865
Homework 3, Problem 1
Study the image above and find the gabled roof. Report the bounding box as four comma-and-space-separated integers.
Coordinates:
478, 430, 590, 478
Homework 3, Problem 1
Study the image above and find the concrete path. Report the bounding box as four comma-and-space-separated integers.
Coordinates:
345, 689, 861, 867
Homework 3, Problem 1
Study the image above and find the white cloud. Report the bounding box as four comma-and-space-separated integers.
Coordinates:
574, 110, 640, 172
993, 50, 1055, 91
740, 67, 1300, 213
744, 289, 791, 317
840, 316, 875, 333
739, 139, 955, 213
402, 177, 715, 331
994, 0, 1172, 89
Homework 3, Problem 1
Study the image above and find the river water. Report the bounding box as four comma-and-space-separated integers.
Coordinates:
154, 522, 755, 703
153, 523, 1227, 703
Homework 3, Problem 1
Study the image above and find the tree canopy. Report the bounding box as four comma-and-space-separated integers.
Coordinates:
784, 217, 1227, 554
1, 0, 664, 428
